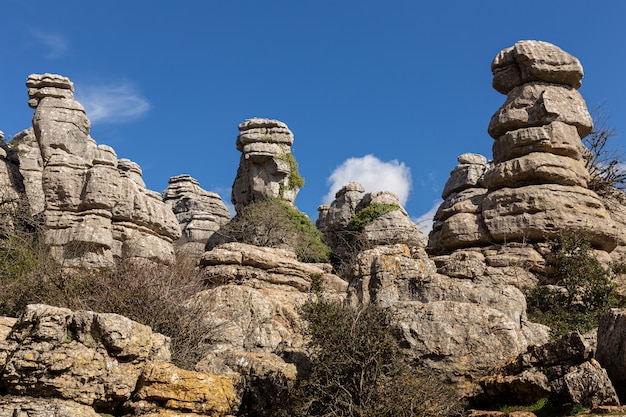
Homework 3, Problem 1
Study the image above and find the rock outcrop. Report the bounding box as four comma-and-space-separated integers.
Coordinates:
478, 332, 619, 408
428, 40, 621, 281
163, 174, 231, 257
317, 182, 427, 259
197, 242, 346, 413
0, 134, 29, 235
346, 243, 550, 392
596, 309, 626, 401
231, 118, 301, 213
0, 304, 239, 416
9, 74, 181, 267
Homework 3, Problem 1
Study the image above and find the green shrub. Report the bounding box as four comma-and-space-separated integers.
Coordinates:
278, 152, 305, 190
276, 299, 462, 417
526, 229, 620, 336
210, 198, 330, 263
349, 203, 400, 232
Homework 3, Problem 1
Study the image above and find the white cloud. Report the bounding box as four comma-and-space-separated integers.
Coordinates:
323, 155, 412, 206
75, 83, 150, 125
32, 31, 68, 59
412, 199, 442, 235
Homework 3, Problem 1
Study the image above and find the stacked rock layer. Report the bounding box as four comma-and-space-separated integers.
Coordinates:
13, 74, 181, 267
429, 41, 620, 265
163, 174, 231, 257
231, 118, 301, 213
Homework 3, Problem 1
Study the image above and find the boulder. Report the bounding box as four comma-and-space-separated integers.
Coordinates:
489, 82, 592, 139
478, 332, 619, 408
0, 304, 240, 416
596, 309, 626, 400
492, 40, 584, 95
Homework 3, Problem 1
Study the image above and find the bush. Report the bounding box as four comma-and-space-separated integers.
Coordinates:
209, 198, 330, 263
349, 203, 400, 232
0, 233, 215, 369
526, 229, 620, 336
276, 299, 462, 417
583, 108, 626, 196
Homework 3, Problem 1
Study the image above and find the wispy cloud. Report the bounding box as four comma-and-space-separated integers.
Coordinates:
323, 155, 412, 206
75, 82, 150, 125
32, 31, 68, 59
412, 199, 442, 235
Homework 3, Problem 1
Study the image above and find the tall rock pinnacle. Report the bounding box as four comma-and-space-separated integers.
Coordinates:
231, 118, 302, 214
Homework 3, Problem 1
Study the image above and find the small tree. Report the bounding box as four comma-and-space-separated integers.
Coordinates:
276, 299, 462, 417
583, 107, 626, 195
526, 229, 620, 336
207, 198, 330, 263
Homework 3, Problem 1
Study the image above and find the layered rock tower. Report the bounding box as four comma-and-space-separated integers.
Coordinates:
231, 118, 301, 213
429, 41, 620, 272
12, 74, 181, 267
163, 174, 231, 257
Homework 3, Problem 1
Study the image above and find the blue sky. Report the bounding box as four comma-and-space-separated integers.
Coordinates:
1, 1, 625, 230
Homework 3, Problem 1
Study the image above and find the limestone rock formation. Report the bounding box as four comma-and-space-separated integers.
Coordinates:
596, 309, 626, 400
11, 74, 181, 267
197, 242, 346, 410
346, 243, 550, 392
0, 304, 239, 416
163, 174, 231, 257
0, 136, 29, 235
317, 182, 427, 259
231, 118, 301, 213
478, 332, 619, 408
428, 40, 621, 277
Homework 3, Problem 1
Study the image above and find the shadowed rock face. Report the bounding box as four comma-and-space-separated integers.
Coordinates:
163, 174, 231, 257
11, 74, 181, 267
231, 118, 301, 214
429, 40, 621, 266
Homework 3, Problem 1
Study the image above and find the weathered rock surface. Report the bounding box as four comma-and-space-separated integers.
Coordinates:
8, 73, 181, 267
198, 242, 345, 411
163, 174, 231, 257
0, 304, 239, 416
0, 395, 101, 417
318, 182, 427, 258
492, 40, 584, 95
596, 309, 626, 401
0, 137, 28, 235
428, 40, 621, 272
231, 118, 301, 213
346, 243, 549, 392
478, 332, 619, 408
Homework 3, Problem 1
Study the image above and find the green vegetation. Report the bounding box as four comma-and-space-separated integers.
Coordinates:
275, 298, 462, 417
212, 198, 330, 263
0, 214, 215, 369
349, 203, 400, 231
526, 229, 621, 337
279, 152, 305, 190
499, 397, 588, 416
